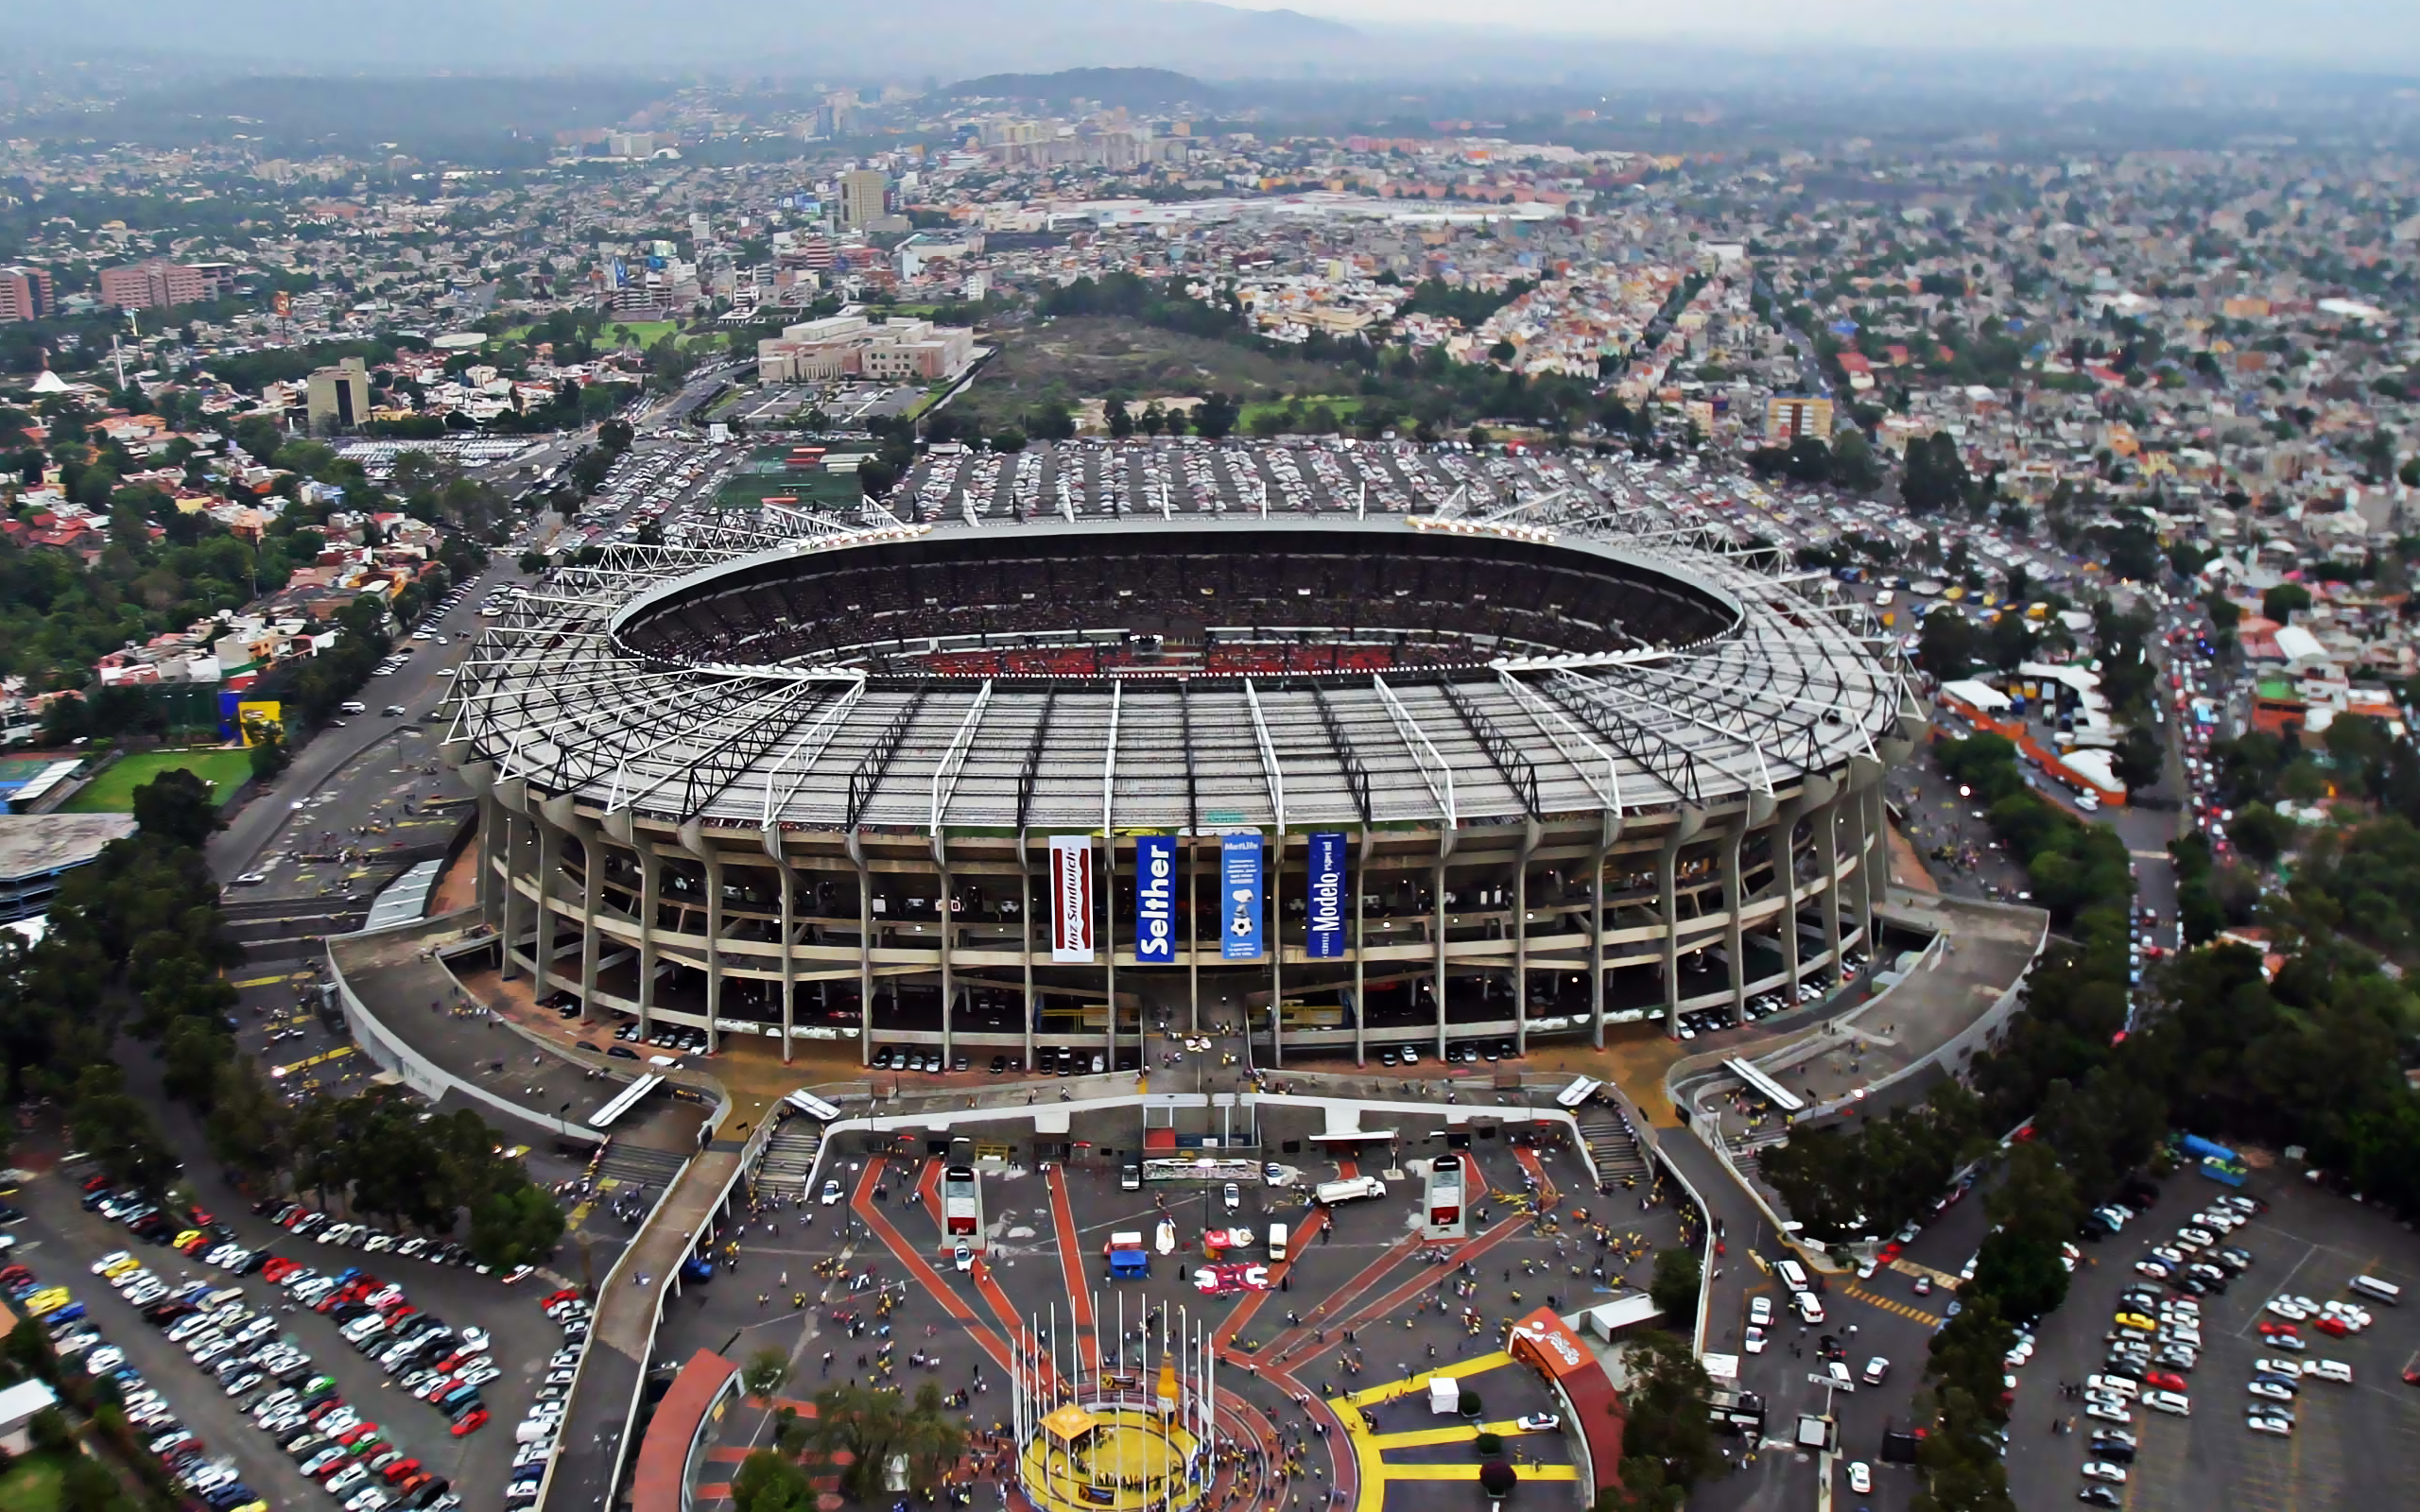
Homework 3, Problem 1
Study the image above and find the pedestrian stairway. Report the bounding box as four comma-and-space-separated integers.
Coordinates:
754, 1117, 824, 1197
595, 1142, 687, 1201
1578, 1108, 1651, 1187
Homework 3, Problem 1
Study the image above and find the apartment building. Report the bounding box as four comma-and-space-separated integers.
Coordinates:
0, 266, 55, 323
97, 259, 237, 311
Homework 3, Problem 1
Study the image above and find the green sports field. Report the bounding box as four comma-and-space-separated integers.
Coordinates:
61, 747, 253, 814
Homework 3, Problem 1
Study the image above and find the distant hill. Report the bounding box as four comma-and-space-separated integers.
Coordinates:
943, 67, 1217, 109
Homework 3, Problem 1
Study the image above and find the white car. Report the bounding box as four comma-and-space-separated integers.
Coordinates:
2247, 1380, 2294, 1402
953, 1244, 974, 1273
1743, 1325, 1768, 1355
1515, 1413, 1560, 1433
2142, 1390, 2191, 1416
1222, 1182, 1240, 1212
2255, 1357, 2301, 1379
1846, 1461, 1872, 1494
461, 1326, 492, 1354
2247, 1415, 2292, 1436
2082, 1461, 2128, 1484
1748, 1296, 1773, 1327
820, 1179, 842, 1206
2084, 1402, 2131, 1426
2304, 1360, 2352, 1383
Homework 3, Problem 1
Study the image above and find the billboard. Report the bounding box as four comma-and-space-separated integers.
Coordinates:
1305, 831, 1347, 958
233, 701, 284, 747
1133, 833, 1177, 965
1048, 835, 1095, 963
1220, 833, 1262, 962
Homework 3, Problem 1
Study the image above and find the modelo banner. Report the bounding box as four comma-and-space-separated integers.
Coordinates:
1049, 834, 1095, 963
1133, 833, 1178, 965
1220, 833, 1262, 961
1305, 831, 1348, 958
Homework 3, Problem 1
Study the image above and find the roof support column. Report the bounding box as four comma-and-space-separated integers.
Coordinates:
1353, 827, 1372, 1067
763, 826, 798, 1065
474, 789, 503, 936
679, 818, 722, 1056
848, 829, 874, 1068
1589, 808, 1619, 1051
1720, 820, 1746, 1027
1780, 775, 1838, 999
635, 838, 659, 1042
1267, 830, 1286, 1071
1659, 809, 1705, 1036
542, 794, 602, 1023
1512, 816, 1540, 1057
1431, 826, 1458, 1061
532, 811, 559, 997
495, 783, 529, 982
1186, 833, 1201, 1038
1820, 794, 1844, 974
932, 833, 955, 1068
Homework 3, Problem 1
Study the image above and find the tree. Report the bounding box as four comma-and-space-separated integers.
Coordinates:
2262, 583, 2312, 623
1648, 1246, 1702, 1321
991, 428, 1027, 454
1105, 397, 1132, 438
730, 1448, 812, 1512
1613, 1332, 1715, 1502
131, 768, 221, 849
1917, 609, 1973, 681
468, 1181, 565, 1268
1194, 391, 1238, 441
248, 723, 290, 782
741, 1348, 791, 1402
805, 1382, 965, 1500
69, 1066, 179, 1195
519, 551, 550, 574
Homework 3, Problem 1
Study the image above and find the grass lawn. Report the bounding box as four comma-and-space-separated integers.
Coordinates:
61, 747, 253, 814
0, 1453, 67, 1512
1238, 394, 1366, 428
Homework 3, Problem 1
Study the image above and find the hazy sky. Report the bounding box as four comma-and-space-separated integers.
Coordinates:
1211, 0, 2420, 62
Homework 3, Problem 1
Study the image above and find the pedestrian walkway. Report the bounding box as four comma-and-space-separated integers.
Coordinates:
1840, 1281, 1942, 1328
752, 1118, 821, 1198
1576, 1107, 1651, 1187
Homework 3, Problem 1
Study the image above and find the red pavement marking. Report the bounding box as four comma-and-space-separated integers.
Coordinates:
1044, 1163, 1099, 1370
704, 1446, 751, 1462
693, 1485, 729, 1502
1512, 1144, 1559, 1206
767, 1397, 819, 1418
1253, 1229, 1424, 1360
850, 1158, 1018, 1377
1212, 1205, 1327, 1351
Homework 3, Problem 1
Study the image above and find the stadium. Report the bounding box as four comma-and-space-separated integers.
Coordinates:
446, 440, 1922, 1066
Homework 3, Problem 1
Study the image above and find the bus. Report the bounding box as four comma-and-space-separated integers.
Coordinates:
942, 1165, 979, 1239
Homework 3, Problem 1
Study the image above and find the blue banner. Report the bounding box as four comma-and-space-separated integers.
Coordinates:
1134, 834, 1178, 965
1220, 833, 1263, 962
1305, 832, 1347, 959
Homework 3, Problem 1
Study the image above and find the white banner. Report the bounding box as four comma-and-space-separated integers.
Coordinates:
1049, 834, 1096, 963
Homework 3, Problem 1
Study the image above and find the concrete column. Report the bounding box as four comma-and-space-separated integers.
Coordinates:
1779, 775, 1836, 997
848, 829, 875, 1067
497, 809, 527, 981
1431, 830, 1457, 1060
475, 794, 503, 934
1821, 797, 1844, 971
932, 834, 955, 1067
1588, 811, 1614, 1051
1512, 816, 1540, 1056
1352, 828, 1372, 1066
763, 826, 797, 1064
531, 813, 560, 995
1102, 835, 1117, 1071
1861, 779, 1886, 950
637, 842, 660, 1040
1720, 821, 1747, 1026
1018, 832, 1037, 1071
1186, 833, 1201, 1037
678, 819, 722, 1056
1266, 830, 1284, 1071
1658, 809, 1705, 1035
542, 794, 601, 1022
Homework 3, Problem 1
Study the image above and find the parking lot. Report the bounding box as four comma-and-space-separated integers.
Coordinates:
2005, 1168, 2420, 1512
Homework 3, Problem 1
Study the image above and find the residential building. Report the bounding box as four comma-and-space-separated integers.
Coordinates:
0, 266, 55, 323
306, 357, 372, 434
1764, 395, 1836, 445
839, 170, 890, 230
96, 259, 237, 311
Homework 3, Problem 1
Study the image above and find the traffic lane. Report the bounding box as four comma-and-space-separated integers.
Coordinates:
14, 1176, 330, 1510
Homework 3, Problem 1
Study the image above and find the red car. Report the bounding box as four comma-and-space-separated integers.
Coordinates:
2145, 1370, 2187, 1393
2312, 1315, 2348, 1337
337, 1423, 381, 1447
418, 1377, 464, 1403
540, 1288, 579, 1310
2257, 1320, 2299, 1338
449, 1409, 488, 1437
379, 1459, 423, 1486
81, 1175, 111, 1193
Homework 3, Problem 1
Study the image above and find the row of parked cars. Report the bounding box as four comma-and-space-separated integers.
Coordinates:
256, 1196, 533, 1282
6, 1259, 272, 1512
505, 1287, 596, 1506
2123, 1193, 2262, 1295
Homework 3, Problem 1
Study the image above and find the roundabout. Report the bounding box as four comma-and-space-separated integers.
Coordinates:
1020, 1401, 1206, 1512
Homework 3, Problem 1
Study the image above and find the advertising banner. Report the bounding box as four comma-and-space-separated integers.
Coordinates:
1048, 835, 1095, 963
1133, 833, 1178, 965
1220, 833, 1262, 961
1305, 830, 1348, 958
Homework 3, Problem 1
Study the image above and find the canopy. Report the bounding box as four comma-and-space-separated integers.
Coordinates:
1039, 1403, 1099, 1443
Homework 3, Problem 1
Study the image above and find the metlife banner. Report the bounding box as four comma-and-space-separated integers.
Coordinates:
1305, 831, 1348, 958
1048, 835, 1095, 963
1220, 833, 1263, 961
1133, 834, 1178, 965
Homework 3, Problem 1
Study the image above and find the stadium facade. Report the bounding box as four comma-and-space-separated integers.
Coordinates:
447, 441, 1921, 1065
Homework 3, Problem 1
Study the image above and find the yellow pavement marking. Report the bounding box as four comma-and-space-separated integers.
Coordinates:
1345, 1351, 1512, 1406
1380, 1464, 1578, 1482
272, 1046, 354, 1078
233, 974, 297, 989
1368, 1418, 1544, 1450
1886, 1258, 1962, 1290
1841, 1282, 1942, 1328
